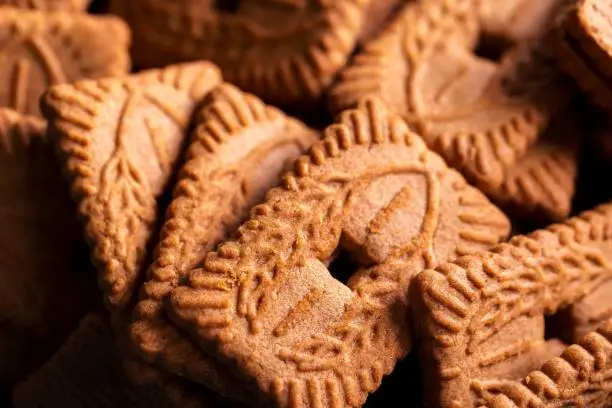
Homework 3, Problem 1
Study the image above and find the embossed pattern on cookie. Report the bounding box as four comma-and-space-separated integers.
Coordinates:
0, 7, 130, 117
329, 0, 570, 191
552, 0, 612, 115
0, 108, 93, 381
413, 202, 612, 408
0, 0, 90, 11
41, 62, 222, 310
166, 98, 510, 407
480, 318, 612, 408
130, 83, 319, 399
487, 112, 580, 222
111, 0, 368, 107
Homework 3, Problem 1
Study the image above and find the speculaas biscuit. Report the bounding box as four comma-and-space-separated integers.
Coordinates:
0, 0, 90, 11
130, 83, 319, 399
13, 313, 174, 408
552, 0, 612, 115
412, 201, 612, 407
41, 62, 222, 310
165, 97, 510, 407
478, 0, 566, 43
111, 0, 385, 107
486, 111, 580, 222
481, 318, 612, 407
329, 0, 570, 191
0, 108, 94, 381
0, 7, 130, 117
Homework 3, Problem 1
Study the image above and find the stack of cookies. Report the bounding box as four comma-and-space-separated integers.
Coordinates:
2, 0, 612, 407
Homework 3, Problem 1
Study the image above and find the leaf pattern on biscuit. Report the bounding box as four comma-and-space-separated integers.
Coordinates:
329, 0, 569, 190
130, 83, 318, 399
413, 203, 612, 407
41, 62, 222, 310
166, 98, 510, 407
0, 7, 130, 117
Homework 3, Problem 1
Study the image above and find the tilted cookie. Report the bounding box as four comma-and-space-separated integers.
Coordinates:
13, 313, 174, 408
0, 7, 130, 117
478, 0, 566, 43
41, 62, 222, 310
413, 202, 612, 408
166, 98, 510, 407
552, 0, 612, 115
0, 0, 90, 11
329, 0, 569, 191
110, 0, 396, 107
130, 84, 319, 400
486, 111, 580, 222
478, 317, 612, 408
0, 108, 94, 381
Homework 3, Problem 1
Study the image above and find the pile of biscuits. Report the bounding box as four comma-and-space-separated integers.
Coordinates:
2, 0, 612, 407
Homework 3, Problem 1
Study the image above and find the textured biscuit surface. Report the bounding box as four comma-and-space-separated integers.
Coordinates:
166, 98, 510, 407
0, 0, 89, 10
130, 83, 319, 399
112, 0, 370, 107
329, 0, 569, 191
41, 62, 222, 310
413, 202, 612, 407
0, 108, 94, 381
486, 112, 580, 222
0, 7, 130, 116
553, 0, 612, 115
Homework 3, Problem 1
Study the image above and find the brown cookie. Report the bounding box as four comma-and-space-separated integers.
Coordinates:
413, 202, 612, 407
359, 0, 403, 43
552, 0, 612, 115
110, 0, 388, 107
40, 62, 222, 310
479, 0, 567, 43
486, 111, 580, 222
166, 98, 510, 407
479, 318, 612, 408
0, 7, 130, 117
130, 83, 319, 400
329, 0, 570, 191
0, 108, 95, 381
0, 0, 90, 11
13, 313, 174, 408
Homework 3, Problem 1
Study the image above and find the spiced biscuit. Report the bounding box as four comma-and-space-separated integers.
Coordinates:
329, 0, 570, 191
0, 7, 130, 117
166, 98, 510, 407
413, 202, 612, 408
41, 62, 222, 310
553, 0, 612, 115
13, 313, 174, 408
477, 318, 612, 408
486, 112, 580, 222
111, 0, 388, 107
130, 84, 319, 399
0, 0, 90, 11
479, 0, 566, 43
0, 108, 94, 381
358, 0, 403, 43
